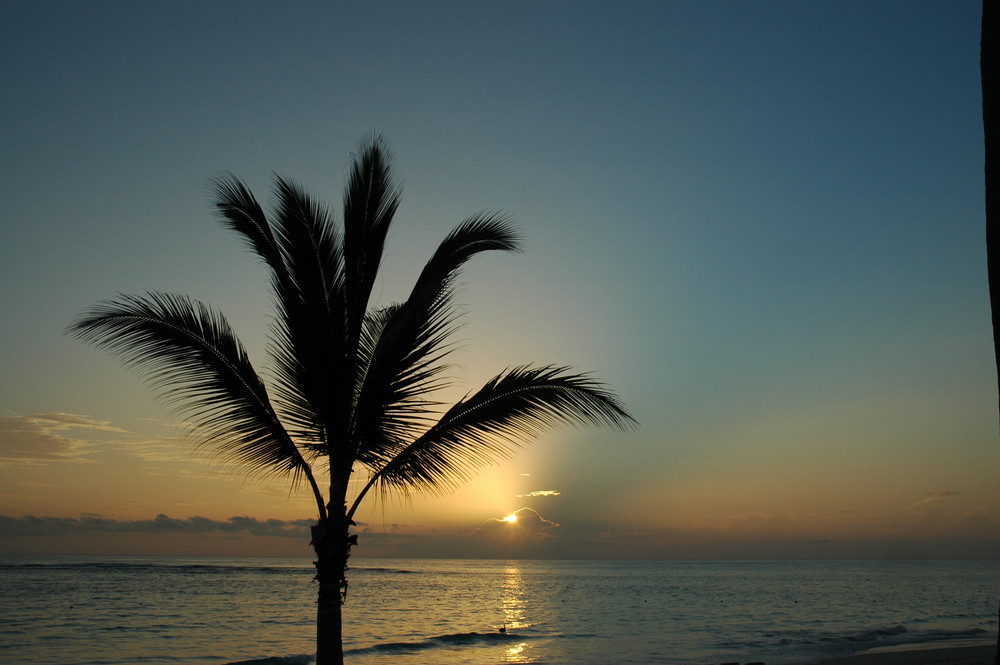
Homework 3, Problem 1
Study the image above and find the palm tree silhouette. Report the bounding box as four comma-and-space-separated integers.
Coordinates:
68, 134, 635, 665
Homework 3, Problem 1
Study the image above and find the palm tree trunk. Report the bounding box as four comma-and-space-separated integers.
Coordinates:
312, 515, 355, 665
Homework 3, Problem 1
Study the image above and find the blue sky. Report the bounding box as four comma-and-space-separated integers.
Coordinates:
1, 1, 996, 558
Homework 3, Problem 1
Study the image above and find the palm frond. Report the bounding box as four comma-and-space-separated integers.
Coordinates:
266, 176, 347, 447
343, 132, 401, 355
67, 292, 311, 483
351, 302, 451, 470
411, 212, 521, 296
349, 365, 636, 514
210, 174, 283, 274
349, 215, 522, 469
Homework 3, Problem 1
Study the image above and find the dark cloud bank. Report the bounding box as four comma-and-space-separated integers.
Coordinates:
0, 514, 313, 538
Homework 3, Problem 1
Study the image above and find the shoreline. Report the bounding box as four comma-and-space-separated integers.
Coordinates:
813, 641, 996, 665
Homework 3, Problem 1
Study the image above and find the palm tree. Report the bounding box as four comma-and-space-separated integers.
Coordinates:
68, 134, 635, 665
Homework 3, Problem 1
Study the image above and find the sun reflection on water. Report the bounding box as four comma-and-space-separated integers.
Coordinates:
505, 641, 529, 661
500, 565, 525, 629
499, 565, 536, 663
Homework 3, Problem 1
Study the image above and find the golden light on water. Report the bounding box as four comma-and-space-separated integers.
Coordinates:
504, 641, 530, 662
501, 565, 525, 628
500, 565, 535, 662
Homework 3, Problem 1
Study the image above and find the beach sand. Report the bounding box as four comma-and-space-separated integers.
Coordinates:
815, 643, 995, 665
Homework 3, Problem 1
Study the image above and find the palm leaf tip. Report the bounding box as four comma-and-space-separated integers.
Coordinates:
66, 292, 310, 483
208, 174, 283, 267
361, 365, 635, 501
453, 211, 523, 254
482, 365, 637, 432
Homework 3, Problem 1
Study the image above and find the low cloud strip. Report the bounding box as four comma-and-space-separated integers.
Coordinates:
0, 514, 313, 538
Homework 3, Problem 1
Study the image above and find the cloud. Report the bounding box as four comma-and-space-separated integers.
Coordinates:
121, 435, 194, 464
0, 413, 127, 466
0, 513, 313, 538
907, 490, 961, 514
516, 490, 561, 497
475, 507, 560, 540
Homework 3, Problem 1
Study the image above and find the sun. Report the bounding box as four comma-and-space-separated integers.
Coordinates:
501, 512, 518, 523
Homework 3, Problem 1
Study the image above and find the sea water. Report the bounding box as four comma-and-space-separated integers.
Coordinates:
0, 556, 996, 665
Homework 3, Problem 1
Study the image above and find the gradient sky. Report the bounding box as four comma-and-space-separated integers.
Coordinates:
2, 1, 996, 559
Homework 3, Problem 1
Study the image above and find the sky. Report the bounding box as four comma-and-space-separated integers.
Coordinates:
1, 0, 996, 559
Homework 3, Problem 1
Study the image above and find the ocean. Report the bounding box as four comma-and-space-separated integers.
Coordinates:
0, 556, 996, 665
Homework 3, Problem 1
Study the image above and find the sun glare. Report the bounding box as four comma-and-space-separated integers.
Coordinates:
501, 512, 518, 523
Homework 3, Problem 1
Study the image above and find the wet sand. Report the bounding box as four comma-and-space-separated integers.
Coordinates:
815, 643, 995, 665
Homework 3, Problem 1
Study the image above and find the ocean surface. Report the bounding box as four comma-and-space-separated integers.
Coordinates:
0, 556, 996, 665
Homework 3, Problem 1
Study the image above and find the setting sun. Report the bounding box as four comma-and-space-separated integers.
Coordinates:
501, 512, 518, 523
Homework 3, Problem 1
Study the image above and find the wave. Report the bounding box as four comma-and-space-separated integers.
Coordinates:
221, 625, 989, 665
839, 624, 909, 642
224, 631, 539, 664
829, 624, 988, 647
225, 656, 314, 665
351, 566, 419, 574
346, 630, 537, 656
777, 623, 992, 663
910, 627, 988, 641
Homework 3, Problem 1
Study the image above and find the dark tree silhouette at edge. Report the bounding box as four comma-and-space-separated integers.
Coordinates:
68, 135, 636, 665
982, 2, 1000, 663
